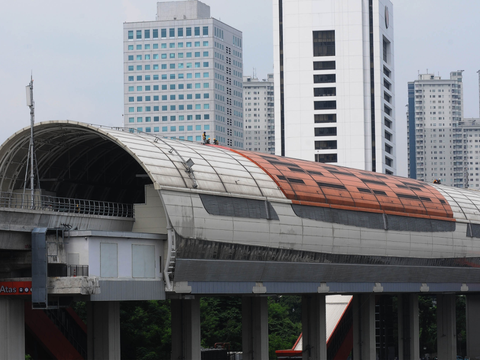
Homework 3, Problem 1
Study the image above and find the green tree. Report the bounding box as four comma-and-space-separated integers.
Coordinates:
120, 300, 171, 360
268, 296, 302, 359
200, 296, 243, 350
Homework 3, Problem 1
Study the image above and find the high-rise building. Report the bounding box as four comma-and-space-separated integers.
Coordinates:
123, 1, 244, 148
407, 71, 464, 187
460, 118, 480, 189
243, 74, 275, 154
273, 0, 395, 174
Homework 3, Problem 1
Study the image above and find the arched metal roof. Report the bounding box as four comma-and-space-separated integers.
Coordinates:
0, 121, 284, 203
3, 120, 480, 224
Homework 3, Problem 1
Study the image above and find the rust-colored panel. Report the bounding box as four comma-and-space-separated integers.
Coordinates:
229, 149, 455, 221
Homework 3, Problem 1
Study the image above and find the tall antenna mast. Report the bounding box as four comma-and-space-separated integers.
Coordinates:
26, 76, 35, 208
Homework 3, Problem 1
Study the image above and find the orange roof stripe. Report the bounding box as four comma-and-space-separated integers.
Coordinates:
228, 149, 454, 221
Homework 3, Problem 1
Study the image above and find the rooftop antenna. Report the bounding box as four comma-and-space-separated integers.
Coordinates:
25, 75, 40, 208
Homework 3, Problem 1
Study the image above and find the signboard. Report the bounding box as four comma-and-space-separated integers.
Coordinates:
0, 281, 32, 295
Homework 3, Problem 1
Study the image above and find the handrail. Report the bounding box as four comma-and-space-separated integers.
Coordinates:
0, 191, 134, 218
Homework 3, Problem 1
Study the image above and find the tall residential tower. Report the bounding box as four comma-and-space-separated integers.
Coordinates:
243, 74, 275, 154
273, 0, 395, 174
123, 1, 244, 148
407, 71, 464, 187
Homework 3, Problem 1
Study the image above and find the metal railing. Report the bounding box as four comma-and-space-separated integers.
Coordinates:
0, 191, 133, 218
67, 265, 89, 277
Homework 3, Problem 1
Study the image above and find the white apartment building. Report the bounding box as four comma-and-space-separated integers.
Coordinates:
243, 74, 275, 154
123, 1, 244, 148
407, 71, 464, 187
273, 0, 396, 174
460, 118, 480, 189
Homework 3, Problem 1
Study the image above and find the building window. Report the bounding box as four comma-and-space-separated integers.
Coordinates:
186, 27, 192, 37
313, 74, 336, 83
314, 127, 337, 136
314, 101, 336, 110
178, 28, 184, 37
161, 29, 167, 38
313, 30, 335, 56
315, 153, 337, 163
203, 26, 208, 36
385, 144, 393, 154
314, 87, 336, 97
383, 66, 391, 78
383, 37, 391, 63
169, 28, 175, 37
384, 105, 392, 116
313, 61, 335, 70
153, 29, 158, 38
385, 156, 393, 167
144, 29, 150, 39
384, 79, 391, 90
128, 30, 133, 40
314, 140, 337, 150
136, 30, 142, 39
100, 243, 118, 278
194, 27, 200, 36
384, 118, 392, 128
384, 91, 392, 103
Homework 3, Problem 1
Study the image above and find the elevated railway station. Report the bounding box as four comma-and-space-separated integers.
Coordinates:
1, 121, 480, 359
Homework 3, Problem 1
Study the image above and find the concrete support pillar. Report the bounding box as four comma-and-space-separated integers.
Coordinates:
436, 294, 456, 360
398, 294, 420, 360
466, 294, 480, 360
301, 294, 326, 360
353, 294, 376, 360
242, 297, 269, 360
87, 301, 121, 360
0, 298, 24, 360
171, 297, 201, 360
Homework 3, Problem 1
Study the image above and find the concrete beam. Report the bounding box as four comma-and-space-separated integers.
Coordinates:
87, 301, 121, 360
171, 297, 201, 360
242, 297, 268, 360
302, 294, 326, 360
436, 294, 456, 359
466, 295, 480, 359
398, 294, 419, 360
49, 276, 100, 295
0, 230, 31, 250
0, 298, 25, 360
353, 294, 375, 360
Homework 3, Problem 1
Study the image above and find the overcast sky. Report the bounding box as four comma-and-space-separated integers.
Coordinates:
1, 0, 479, 176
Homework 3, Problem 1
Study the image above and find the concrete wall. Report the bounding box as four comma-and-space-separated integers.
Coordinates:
132, 185, 167, 234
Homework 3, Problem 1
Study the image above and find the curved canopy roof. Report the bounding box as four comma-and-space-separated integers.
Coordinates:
1, 120, 476, 223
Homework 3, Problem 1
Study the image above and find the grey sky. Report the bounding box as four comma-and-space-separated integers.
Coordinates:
1, 0, 479, 176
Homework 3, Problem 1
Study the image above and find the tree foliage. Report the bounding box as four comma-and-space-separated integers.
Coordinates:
120, 300, 172, 360
268, 296, 302, 359
200, 296, 243, 350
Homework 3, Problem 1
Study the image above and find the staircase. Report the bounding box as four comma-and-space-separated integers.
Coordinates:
25, 302, 87, 360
